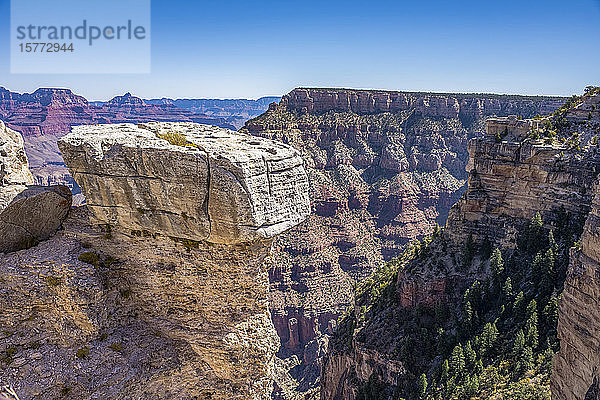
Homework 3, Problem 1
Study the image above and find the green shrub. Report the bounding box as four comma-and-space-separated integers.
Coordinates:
109, 342, 123, 352
156, 130, 198, 148
76, 346, 90, 359
45, 276, 62, 287
78, 252, 100, 266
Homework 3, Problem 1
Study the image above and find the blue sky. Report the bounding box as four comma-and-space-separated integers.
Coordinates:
0, 0, 598, 100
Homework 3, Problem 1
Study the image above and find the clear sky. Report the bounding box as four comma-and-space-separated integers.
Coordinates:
0, 0, 598, 100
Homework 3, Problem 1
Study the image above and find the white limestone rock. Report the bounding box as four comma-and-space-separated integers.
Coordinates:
58, 122, 311, 244
0, 120, 34, 186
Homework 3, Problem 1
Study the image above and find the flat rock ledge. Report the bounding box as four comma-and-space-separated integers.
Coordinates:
58, 122, 311, 244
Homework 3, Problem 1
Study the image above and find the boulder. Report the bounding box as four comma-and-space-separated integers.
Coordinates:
0, 121, 71, 253
0, 120, 34, 185
58, 122, 311, 244
0, 185, 71, 252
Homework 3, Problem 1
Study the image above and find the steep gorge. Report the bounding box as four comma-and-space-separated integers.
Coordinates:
322, 88, 600, 399
242, 88, 564, 393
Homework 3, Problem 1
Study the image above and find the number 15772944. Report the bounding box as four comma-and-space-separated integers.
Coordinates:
19, 43, 74, 52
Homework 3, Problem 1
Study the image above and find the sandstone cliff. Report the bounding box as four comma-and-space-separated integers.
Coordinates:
0, 122, 310, 399
322, 89, 600, 399
242, 87, 564, 395
552, 88, 600, 400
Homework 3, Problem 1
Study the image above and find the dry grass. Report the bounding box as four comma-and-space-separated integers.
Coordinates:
0, 385, 21, 400
156, 130, 188, 146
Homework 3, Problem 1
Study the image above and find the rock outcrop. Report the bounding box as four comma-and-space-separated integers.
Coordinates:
0, 122, 309, 400
446, 115, 600, 249
58, 122, 309, 244
242, 87, 564, 394
0, 121, 71, 253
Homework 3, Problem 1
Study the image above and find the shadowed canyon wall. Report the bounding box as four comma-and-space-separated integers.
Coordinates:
321, 90, 600, 399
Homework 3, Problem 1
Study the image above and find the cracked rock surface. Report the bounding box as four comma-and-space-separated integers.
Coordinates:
58, 122, 310, 244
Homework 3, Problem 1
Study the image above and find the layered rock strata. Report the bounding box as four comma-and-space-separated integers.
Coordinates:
446, 115, 600, 249
321, 92, 600, 399
242, 88, 564, 393
0, 122, 309, 399
552, 90, 600, 400
552, 178, 600, 400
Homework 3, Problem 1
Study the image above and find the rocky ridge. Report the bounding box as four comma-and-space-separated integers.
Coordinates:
145, 97, 281, 129
0, 122, 310, 399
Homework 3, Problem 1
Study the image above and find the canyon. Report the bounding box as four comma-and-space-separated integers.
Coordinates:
144, 97, 281, 129
3, 85, 600, 400
242, 87, 565, 396
0, 121, 310, 399
321, 88, 600, 399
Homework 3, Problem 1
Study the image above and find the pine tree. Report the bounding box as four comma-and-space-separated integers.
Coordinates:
440, 359, 449, 384
502, 277, 513, 299
526, 299, 537, 319
463, 300, 473, 329
437, 328, 446, 355
464, 341, 476, 367
466, 374, 479, 396
532, 252, 544, 284
418, 373, 428, 398
526, 212, 544, 252
520, 346, 534, 374
450, 344, 465, 376
540, 248, 555, 293
543, 295, 559, 329
548, 229, 558, 254
527, 318, 539, 349
514, 291, 525, 321
513, 329, 525, 358
475, 359, 483, 374
481, 322, 498, 356
490, 248, 504, 281
433, 223, 440, 238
